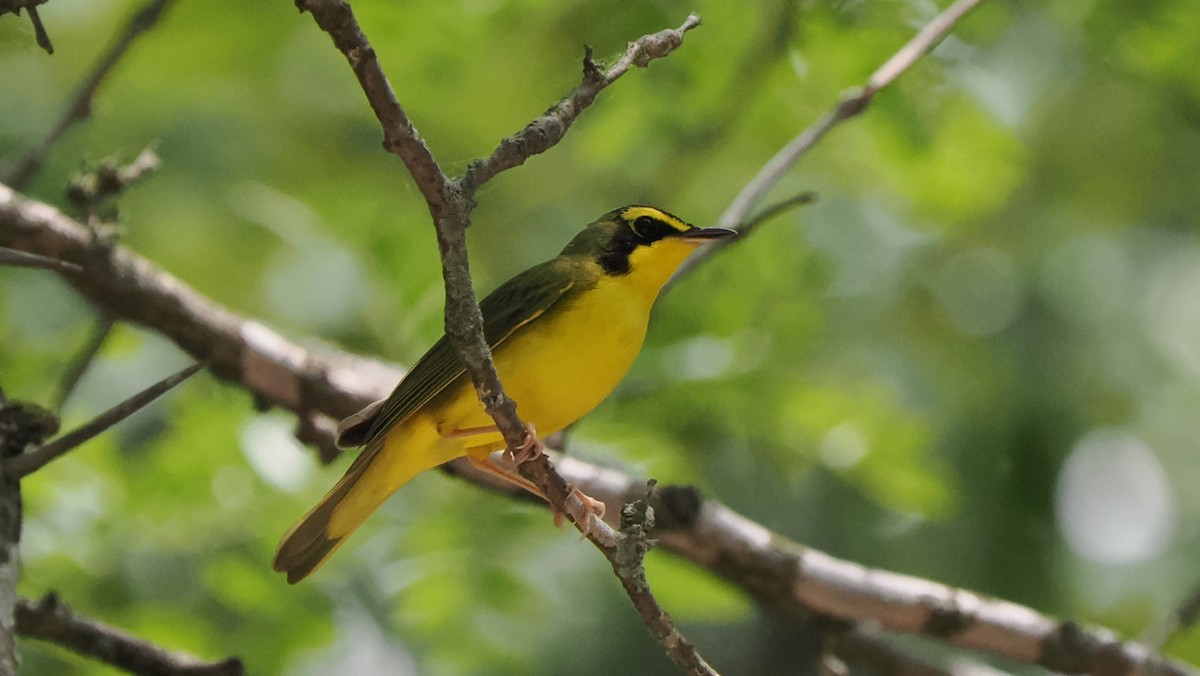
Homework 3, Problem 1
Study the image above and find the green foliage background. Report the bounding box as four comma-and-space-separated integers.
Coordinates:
3, 0, 1200, 673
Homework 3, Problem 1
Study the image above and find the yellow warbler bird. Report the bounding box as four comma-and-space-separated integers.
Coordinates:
273, 206, 733, 582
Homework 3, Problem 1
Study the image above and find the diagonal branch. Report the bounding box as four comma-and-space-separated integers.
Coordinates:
0, 186, 1190, 674
16, 593, 243, 676
1, 0, 1181, 672
297, 5, 713, 671
0, 246, 80, 274
459, 13, 702, 194
5, 362, 204, 478
3, 0, 173, 190
296, 0, 523, 467
676, 0, 985, 279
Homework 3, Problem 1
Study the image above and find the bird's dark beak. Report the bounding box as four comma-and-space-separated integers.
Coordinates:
676, 227, 737, 241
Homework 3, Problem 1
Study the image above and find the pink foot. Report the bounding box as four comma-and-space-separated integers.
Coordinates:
505, 422, 542, 465
553, 485, 607, 534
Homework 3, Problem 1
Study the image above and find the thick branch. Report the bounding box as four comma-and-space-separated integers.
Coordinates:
0, 187, 1186, 673
16, 593, 243, 676
0, 181, 401, 428
571, 462, 1192, 676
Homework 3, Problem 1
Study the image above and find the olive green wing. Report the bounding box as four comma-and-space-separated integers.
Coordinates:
346, 258, 587, 457
275, 258, 589, 582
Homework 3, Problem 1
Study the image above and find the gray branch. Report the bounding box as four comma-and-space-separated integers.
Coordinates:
0, 185, 1187, 674
16, 593, 243, 676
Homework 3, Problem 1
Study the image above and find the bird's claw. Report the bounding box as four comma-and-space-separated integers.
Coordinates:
505, 422, 542, 465
552, 485, 607, 537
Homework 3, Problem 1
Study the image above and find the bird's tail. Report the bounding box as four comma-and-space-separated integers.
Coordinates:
272, 429, 438, 584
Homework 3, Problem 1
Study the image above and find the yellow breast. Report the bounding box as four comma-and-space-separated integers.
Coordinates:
423, 236, 703, 457
430, 261, 651, 448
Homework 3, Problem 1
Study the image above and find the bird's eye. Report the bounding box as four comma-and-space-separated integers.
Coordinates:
631, 215, 657, 239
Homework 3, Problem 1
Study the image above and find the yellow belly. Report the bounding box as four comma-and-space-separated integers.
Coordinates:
325, 270, 655, 539
424, 271, 652, 456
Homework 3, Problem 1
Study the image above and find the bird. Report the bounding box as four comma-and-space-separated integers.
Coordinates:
273, 206, 734, 583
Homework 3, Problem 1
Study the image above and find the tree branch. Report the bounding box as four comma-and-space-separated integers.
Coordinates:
16, 593, 243, 676
0, 393, 59, 675
0, 181, 402, 428
4, 362, 204, 478
3, 0, 173, 189
612, 482, 716, 675
3, 0, 1186, 671
458, 13, 702, 194
676, 0, 985, 279
296, 5, 715, 670
0, 246, 80, 274
0, 187, 1188, 673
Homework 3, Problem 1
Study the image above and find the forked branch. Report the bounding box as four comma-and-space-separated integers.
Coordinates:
295, 3, 709, 672
0, 186, 1189, 674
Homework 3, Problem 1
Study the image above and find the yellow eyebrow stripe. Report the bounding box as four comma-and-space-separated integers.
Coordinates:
621, 206, 690, 233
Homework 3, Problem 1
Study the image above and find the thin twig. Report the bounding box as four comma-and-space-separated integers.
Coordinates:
16, 593, 244, 675
4, 0, 173, 189
678, 0, 983, 280
0, 187, 1192, 674
671, 191, 816, 284
458, 13, 702, 193
697, 0, 985, 243
67, 147, 161, 214
26, 5, 52, 53
742, 191, 819, 233
5, 362, 204, 478
0, 0, 56, 53
676, 0, 980, 285
0, 246, 81, 273
52, 314, 115, 411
